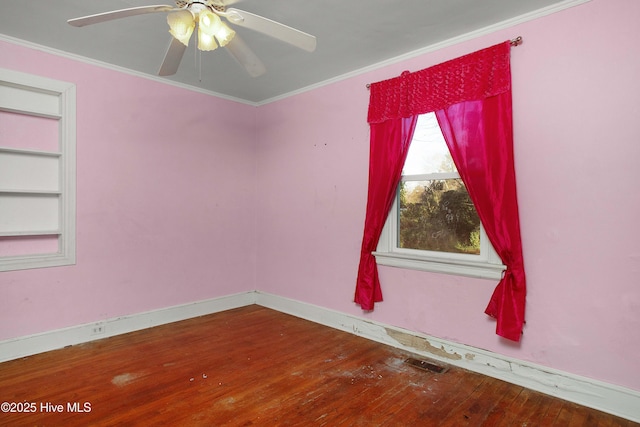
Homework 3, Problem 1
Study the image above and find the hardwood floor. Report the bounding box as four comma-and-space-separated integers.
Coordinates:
0, 305, 636, 426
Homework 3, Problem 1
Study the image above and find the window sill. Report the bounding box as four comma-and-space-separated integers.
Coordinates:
373, 251, 505, 280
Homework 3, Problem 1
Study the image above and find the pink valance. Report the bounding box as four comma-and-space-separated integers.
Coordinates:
367, 41, 512, 123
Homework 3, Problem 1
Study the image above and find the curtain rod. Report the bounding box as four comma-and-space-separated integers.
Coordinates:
366, 36, 523, 89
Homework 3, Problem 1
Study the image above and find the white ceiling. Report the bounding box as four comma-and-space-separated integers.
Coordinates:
0, 0, 573, 104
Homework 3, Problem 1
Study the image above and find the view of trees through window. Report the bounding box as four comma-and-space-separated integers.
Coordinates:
398, 178, 480, 254
397, 114, 481, 255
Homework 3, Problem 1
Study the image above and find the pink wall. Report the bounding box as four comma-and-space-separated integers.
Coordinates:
256, 0, 640, 392
0, 41, 258, 340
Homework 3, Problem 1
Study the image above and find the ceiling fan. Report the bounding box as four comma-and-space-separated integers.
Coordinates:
67, 1, 317, 77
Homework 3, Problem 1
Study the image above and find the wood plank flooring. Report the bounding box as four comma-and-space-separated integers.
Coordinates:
0, 305, 636, 426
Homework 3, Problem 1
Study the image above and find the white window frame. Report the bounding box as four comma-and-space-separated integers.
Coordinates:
0, 68, 76, 271
373, 115, 505, 280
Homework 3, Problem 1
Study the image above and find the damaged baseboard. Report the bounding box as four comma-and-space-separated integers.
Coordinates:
254, 291, 640, 423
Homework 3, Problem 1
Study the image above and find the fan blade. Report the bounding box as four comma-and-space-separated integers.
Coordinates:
158, 37, 187, 76
221, 8, 316, 52
68, 5, 178, 27
211, 0, 242, 6
225, 35, 266, 77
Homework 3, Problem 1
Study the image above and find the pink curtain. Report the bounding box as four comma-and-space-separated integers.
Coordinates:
357, 41, 526, 341
354, 115, 418, 310
436, 93, 525, 342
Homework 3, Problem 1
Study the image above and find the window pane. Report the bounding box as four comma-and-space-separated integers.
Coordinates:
398, 179, 480, 254
403, 113, 454, 175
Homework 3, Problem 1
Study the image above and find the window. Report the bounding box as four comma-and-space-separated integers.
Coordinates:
374, 113, 505, 279
0, 68, 76, 271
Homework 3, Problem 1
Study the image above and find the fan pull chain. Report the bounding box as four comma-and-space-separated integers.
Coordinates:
194, 39, 201, 82
198, 42, 203, 82
198, 47, 202, 82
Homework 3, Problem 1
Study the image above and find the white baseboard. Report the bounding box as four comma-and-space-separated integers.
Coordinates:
254, 291, 640, 423
0, 291, 256, 364
2, 290, 638, 422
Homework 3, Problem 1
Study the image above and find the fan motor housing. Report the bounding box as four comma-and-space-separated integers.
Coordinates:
175, 1, 226, 12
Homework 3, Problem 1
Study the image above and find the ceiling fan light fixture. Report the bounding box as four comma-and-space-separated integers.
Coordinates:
198, 9, 222, 36
167, 10, 195, 46
67, 2, 317, 78
215, 22, 236, 47
198, 28, 218, 51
